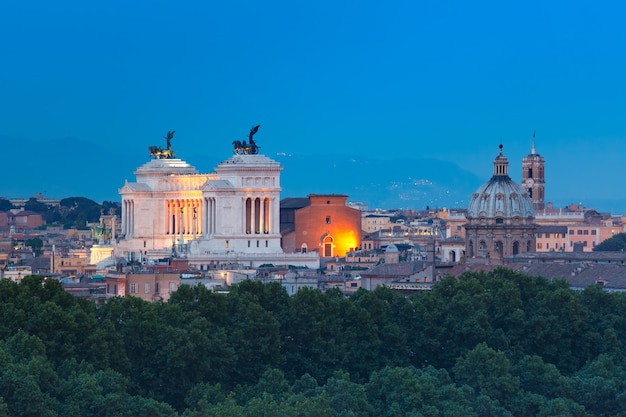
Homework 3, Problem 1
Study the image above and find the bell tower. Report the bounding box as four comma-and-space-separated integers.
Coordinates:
521, 132, 545, 211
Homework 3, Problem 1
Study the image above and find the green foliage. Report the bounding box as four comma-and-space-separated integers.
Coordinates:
24, 237, 43, 256
6, 270, 626, 415
366, 366, 476, 417
16, 197, 121, 228
0, 198, 13, 212
453, 343, 519, 406
594, 232, 626, 251
24, 198, 50, 214
60, 196, 103, 228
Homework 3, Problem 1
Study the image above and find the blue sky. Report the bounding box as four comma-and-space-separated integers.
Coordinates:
2, 1, 625, 211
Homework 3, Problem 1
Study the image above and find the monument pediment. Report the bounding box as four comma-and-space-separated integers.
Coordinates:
201, 180, 234, 191
119, 182, 152, 193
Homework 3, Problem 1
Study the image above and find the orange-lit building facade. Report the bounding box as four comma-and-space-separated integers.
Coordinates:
51, 249, 96, 276
362, 214, 392, 233
281, 194, 362, 258
535, 226, 568, 252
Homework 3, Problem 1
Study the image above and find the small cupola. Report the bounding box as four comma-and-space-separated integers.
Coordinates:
493, 144, 509, 177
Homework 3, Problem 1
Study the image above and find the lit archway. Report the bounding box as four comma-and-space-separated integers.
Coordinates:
322, 235, 334, 257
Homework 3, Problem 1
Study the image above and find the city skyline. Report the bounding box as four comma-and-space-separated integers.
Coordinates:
2, 1, 625, 212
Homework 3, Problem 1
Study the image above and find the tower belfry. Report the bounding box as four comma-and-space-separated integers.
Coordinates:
521, 132, 545, 211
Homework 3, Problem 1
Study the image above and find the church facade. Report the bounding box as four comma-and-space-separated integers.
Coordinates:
465, 145, 536, 263
114, 133, 319, 269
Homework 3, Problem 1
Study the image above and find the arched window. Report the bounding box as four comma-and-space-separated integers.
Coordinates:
478, 240, 488, 258
513, 241, 520, 255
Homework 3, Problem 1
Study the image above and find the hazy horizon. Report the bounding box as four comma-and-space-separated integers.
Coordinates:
2, 1, 625, 213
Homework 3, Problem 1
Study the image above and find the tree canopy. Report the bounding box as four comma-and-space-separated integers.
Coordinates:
2, 269, 626, 415
594, 232, 626, 251
24, 237, 43, 256
0, 198, 13, 212
11, 197, 121, 229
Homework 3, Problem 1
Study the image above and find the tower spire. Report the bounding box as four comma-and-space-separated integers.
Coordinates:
531, 131, 536, 155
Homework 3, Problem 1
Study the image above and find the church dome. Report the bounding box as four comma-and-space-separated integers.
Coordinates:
466, 145, 534, 223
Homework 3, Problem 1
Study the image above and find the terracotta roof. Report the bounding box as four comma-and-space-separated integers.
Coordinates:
440, 262, 626, 290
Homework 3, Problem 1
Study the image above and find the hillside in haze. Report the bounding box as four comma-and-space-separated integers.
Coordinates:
3, 136, 626, 214
1, 137, 484, 210
277, 154, 483, 210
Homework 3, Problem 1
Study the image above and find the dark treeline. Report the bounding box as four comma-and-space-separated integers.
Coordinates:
2, 268, 626, 416
8, 197, 120, 228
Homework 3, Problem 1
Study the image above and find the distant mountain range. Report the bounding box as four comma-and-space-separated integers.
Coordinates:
3, 136, 626, 214
276, 154, 484, 210
1, 137, 485, 210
